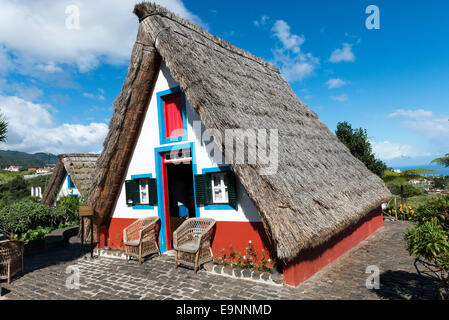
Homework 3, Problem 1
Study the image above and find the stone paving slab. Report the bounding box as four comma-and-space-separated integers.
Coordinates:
0, 220, 440, 300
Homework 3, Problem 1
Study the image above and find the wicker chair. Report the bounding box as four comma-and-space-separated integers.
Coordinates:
123, 216, 160, 264
173, 218, 215, 273
0, 240, 24, 284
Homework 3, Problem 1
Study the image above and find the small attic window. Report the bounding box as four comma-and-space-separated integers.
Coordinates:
157, 86, 188, 145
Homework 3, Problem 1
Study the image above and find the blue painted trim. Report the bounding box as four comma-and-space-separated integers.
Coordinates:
201, 166, 236, 211
130, 173, 154, 210
201, 166, 231, 174
66, 174, 79, 196
131, 173, 152, 180
204, 204, 236, 210
67, 174, 77, 190
132, 205, 154, 210
156, 86, 188, 145
154, 142, 198, 253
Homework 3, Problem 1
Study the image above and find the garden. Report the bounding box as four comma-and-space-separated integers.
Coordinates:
389, 193, 449, 300
213, 241, 277, 273
0, 196, 81, 249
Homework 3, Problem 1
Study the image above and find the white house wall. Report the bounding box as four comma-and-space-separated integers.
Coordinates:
111, 62, 261, 223
55, 173, 80, 203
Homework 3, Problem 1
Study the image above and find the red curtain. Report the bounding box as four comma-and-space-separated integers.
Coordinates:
163, 93, 183, 138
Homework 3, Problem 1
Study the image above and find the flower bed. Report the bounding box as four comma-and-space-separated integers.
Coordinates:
213, 241, 276, 273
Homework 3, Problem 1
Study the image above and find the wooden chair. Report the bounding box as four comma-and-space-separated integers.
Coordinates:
0, 240, 24, 284
173, 218, 215, 273
123, 216, 160, 264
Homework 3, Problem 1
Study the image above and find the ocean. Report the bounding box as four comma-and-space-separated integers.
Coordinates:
394, 164, 449, 176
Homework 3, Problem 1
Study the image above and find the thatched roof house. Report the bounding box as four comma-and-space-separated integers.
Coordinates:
41, 154, 99, 206
86, 2, 391, 285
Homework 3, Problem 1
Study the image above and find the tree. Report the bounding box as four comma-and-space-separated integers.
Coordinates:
431, 153, 449, 168
335, 121, 387, 177
433, 176, 448, 190
0, 110, 7, 143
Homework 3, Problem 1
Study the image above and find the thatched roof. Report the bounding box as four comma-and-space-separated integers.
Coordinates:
41, 154, 99, 206
86, 2, 391, 261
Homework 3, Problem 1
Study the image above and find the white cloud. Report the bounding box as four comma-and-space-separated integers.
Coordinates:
83, 89, 105, 101
330, 94, 348, 102
329, 43, 355, 63
0, 0, 203, 74
371, 141, 414, 160
271, 20, 319, 82
0, 95, 108, 154
35, 62, 63, 73
387, 108, 449, 150
388, 109, 434, 119
326, 78, 347, 89
254, 15, 269, 27
272, 20, 305, 52
0, 45, 13, 74
0, 80, 44, 101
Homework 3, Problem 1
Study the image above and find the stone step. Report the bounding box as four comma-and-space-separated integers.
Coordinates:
203, 262, 284, 286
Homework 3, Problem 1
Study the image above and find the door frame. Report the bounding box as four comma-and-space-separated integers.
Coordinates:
154, 142, 199, 252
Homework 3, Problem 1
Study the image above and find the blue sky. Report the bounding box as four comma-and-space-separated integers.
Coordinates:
0, 0, 448, 170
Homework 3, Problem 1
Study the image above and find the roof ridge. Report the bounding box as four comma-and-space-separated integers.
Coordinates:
134, 2, 280, 73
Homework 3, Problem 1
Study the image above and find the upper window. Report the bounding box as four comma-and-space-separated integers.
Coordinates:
157, 87, 188, 145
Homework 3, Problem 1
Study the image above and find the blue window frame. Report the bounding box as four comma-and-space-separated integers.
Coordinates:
130, 173, 154, 210
156, 86, 188, 145
202, 166, 236, 210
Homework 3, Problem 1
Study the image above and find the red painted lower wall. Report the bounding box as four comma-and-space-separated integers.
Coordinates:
210, 221, 274, 261
100, 207, 383, 288
98, 218, 274, 261
98, 218, 137, 249
283, 207, 384, 287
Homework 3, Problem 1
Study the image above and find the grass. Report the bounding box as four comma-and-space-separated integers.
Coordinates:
0, 170, 28, 182
389, 194, 434, 209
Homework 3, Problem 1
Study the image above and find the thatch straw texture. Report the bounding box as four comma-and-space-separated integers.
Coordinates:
41, 154, 98, 206
87, 2, 391, 261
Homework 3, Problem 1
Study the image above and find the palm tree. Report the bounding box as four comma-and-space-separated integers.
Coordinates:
0, 110, 7, 143
431, 153, 449, 168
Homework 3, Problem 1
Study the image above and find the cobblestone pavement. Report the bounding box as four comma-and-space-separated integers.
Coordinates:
0, 220, 440, 300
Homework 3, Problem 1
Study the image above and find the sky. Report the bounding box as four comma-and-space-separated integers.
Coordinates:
0, 0, 448, 170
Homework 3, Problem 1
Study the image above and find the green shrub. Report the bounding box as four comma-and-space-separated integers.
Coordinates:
405, 220, 449, 262
55, 195, 81, 224
388, 184, 425, 197
413, 195, 449, 228
12, 226, 53, 244
404, 194, 449, 299
0, 200, 67, 235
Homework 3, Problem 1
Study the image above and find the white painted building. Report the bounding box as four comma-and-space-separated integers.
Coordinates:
106, 63, 262, 254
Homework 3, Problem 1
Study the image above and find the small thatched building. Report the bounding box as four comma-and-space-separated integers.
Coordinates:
41, 154, 99, 206
86, 2, 391, 286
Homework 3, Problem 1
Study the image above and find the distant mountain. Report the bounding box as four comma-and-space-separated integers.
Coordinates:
0, 150, 58, 169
